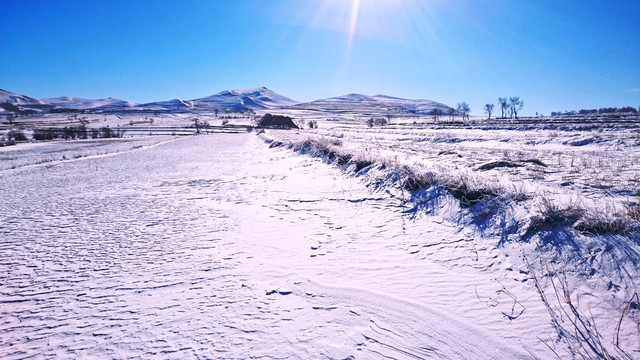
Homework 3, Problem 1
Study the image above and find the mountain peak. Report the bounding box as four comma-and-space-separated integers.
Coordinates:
190, 87, 297, 110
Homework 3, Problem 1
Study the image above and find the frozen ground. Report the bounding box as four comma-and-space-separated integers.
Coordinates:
262, 115, 640, 358
1, 120, 639, 358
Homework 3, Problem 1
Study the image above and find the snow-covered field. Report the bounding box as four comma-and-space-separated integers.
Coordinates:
1, 115, 639, 358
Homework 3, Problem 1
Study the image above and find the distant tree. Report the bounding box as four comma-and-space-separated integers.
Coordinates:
457, 102, 470, 121
201, 120, 210, 134
509, 97, 523, 119
256, 113, 298, 129
448, 107, 455, 121
366, 117, 388, 127
484, 104, 494, 120
192, 117, 201, 133
374, 117, 388, 126
7, 129, 27, 141
498, 98, 508, 119
599, 107, 617, 114
618, 106, 638, 114
214, 109, 219, 117
307, 120, 318, 128
431, 108, 442, 122
366, 117, 374, 127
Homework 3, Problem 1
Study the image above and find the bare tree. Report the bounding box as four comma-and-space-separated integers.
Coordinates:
201, 120, 210, 134
509, 97, 523, 119
498, 98, 508, 119
457, 102, 470, 121
432, 108, 442, 122
192, 117, 201, 133
484, 104, 494, 120
448, 107, 455, 121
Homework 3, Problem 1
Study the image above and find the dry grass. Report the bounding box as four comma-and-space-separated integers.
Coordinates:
266, 134, 639, 236
528, 196, 638, 235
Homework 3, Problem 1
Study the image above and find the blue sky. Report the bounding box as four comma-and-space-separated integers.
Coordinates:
1, 0, 638, 115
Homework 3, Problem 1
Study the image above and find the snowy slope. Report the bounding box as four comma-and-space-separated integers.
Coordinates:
292, 93, 453, 115
1, 87, 453, 115
132, 99, 195, 112
42, 96, 137, 111
134, 87, 298, 113
0, 89, 45, 105
1, 87, 298, 114
0, 88, 53, 114
190, 87, 298, 111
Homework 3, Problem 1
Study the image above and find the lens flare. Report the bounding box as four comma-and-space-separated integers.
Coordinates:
347, 0, 361, 57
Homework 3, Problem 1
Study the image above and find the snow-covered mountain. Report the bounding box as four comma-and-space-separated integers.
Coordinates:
0, 87, 298, 114
138, 87, 298, 112
43, 96, 137, 111
0, 88, 53, 114
193, 87, 298, 110
0, 89, 45, 105
1, 87, 454, 116
292, 93, 453, 115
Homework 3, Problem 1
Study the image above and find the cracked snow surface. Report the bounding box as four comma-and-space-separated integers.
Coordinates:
0, 133, 636, 359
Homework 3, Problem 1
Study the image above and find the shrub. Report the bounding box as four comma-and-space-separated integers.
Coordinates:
7, 130, 27, 141
33, 129, 59, 140
99, 126, 124, 138
256, 113, 298, 129
366, 117, 388, 127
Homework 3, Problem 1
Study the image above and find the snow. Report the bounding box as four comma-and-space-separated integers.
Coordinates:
0, 134, 537, 358
135, 87, 298, 113
2, 128, 638, 358
42, 96, 137, 111
0, 87, 298, 114
292, 93, 453, 115
0, 88, 45, 105
2, 95, 640, 358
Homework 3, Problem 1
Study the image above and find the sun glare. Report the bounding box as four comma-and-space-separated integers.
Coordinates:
347, 0, 361, 56
341, 0, 445, 55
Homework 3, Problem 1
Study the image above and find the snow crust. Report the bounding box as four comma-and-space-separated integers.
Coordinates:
0, 134, 557, 358
2, 104, 640, 358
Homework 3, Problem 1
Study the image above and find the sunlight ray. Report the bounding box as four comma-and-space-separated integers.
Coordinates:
347, 0, 361, 58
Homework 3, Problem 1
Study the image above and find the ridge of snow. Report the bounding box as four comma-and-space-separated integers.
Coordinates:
0, 88, 45, 105
293, 93, 453, 115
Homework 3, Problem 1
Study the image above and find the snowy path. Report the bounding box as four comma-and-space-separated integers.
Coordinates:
1, 134, 550, 358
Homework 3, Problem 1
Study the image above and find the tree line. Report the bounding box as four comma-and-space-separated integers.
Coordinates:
438, 97, 524, 121
551, 106, 638, 116
487, 97, 523, 119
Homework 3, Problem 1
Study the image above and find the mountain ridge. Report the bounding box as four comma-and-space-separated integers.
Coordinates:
0, 87, 452, 115
291, 93, 454, 115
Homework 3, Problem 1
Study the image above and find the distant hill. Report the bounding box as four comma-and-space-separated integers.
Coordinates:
0, 88, 52, 114
43, 96, 137, 111
291, 93, 453, 116
137, 87, 299, 112
191, 87, 298, 111
0, 88, 454, 116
